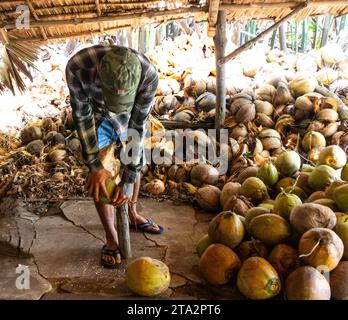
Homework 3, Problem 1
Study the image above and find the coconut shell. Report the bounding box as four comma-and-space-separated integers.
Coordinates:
237, 257, 281, 300
196, 185, 221, 212
308, 191, 326, 202
145, 179, 165, 195
21, 126, 43, 144
26, 139, 45, 155
236, 167, 259, 184
190, 164, 219, 187
285, 266, 331, 300
67, 138, 81, 151
268, 244, 302, 280
49, 149, 67, 163
302, 131, 326, 152
255, 100, 274, 116
299, 228, 344, 271
249, 213, 292, 245
199, 244, 241, 285
290, 203, 337, 234
223, 196, 252, 216
230, 124, 248, 140
220, 182, 241, 207
330, 262, 348, 300
317, 145, 347, 170
208, 211, 245, 249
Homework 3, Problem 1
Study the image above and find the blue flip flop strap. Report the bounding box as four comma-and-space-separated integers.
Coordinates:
137, 218, 153, 229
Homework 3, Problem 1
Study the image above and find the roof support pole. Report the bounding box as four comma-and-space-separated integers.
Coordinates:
218, 2, 308, 65
214, 9, 226, 136
0, 28, 10, 44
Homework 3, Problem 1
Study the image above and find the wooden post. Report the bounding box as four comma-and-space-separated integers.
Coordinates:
116, 205, 132, 259
214, 10, 227, 135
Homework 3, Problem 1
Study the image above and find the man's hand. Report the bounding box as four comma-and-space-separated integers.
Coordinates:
86, 168, 113, 203
111, 186, 131, 207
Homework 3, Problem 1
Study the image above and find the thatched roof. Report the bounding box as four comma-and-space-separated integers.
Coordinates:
0, 1, 347, 44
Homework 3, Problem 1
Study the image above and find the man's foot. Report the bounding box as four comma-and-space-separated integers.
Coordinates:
129, 209, 164, 234
101, 245, 122, 269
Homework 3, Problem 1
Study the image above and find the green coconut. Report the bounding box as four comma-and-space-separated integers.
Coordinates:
341, 164, 348, 181
257, 161, 279, 186
302, 131, 326, 152
258, 203, 274, 211
318, 145, 347, 169
273, 192, 302, 220
249, 213, 292, 245
334, 184, 348, 213
244, 207, 270, 233
284, 186, 307, 201
334, 213, 348, 260
325, 181, 347, 199
196, 234, 213, 257
308, 165, 339, 191
289, 76, 318, 97
276, 177, 296, 194
275, 151, 301, 177
240, 177, 269, 203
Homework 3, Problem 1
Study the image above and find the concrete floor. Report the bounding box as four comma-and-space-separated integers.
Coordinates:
0, 197, 242, 300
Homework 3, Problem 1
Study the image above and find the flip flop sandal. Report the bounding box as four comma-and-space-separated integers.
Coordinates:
101, 245, 122, 269
130, 218, 164, 235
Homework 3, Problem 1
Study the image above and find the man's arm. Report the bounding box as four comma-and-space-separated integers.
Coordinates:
66, 63, 103, 172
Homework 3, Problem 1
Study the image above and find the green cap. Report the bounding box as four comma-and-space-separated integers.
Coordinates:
99, 47, 141, 113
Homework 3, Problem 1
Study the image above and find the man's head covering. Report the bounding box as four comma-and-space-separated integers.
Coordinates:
99, 47, 141, 113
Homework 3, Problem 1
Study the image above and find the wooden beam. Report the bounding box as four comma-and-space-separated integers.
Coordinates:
220, 1, 348, 10
214, 10, 227, 133
208, 0, 220, 37
3, 7, 207, 30
95, 0, 104, 34
0, 28, 10, 44
26, 1, 47, 40
219, 2, 307, 65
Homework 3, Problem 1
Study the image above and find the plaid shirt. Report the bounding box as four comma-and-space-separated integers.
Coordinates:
66, 45, 158, 184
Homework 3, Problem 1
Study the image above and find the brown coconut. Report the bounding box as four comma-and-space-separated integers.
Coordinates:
144, 179, 166, 195
299, 228, 344, 271
235, 240, 269, 262
235, 167, 259, 184
285, 266, 331, 300
220, 182, 241, 207
244, 207, 270, 233
268, 244, 302, 280
196, 185, 221, 212
330, 262, 348, 300
223, 196, 252, 216
290, 203, 337, 234
199, 244, 241, 285
190, 164, 219, 187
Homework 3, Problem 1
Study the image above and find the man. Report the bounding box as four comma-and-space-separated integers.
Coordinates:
66, 45, 163, 269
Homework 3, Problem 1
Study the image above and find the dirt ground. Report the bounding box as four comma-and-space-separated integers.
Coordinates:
0, 196, 242, 300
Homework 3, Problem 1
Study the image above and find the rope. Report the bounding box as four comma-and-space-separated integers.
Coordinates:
299, 239, 321, 258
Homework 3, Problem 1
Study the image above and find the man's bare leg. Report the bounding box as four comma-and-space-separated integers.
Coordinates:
128, 174, 160, 232
95, 201, 121, 257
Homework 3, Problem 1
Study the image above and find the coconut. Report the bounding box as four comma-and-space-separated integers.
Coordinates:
257, 161, 279, 186
295, 172, 314, 195
256, 113, 274, 127
302, 131, 326, 152
206, 76, 217, 94
274, 81, 293, 106
330, 262, 348, 300
316, 108, 339, 122
41, 118, 57, 133
244, 207, 270, 233
196, 185, 221, 212
196, 234, 213, 257
26, 139, 45, 155
199, 244, 241, 285
342, 164, 348, 181
184, 77, 206, 98
312, 198, 338, 211
237, 257, 281, 300
307, 190, 327, 202
230, 124, 248, 140
275, 151, 301, 177
173, 110, 194, 122
275, 177, 296, 194
255, 100, 274, 116
321, 43, 345, 65
290, 203, 337, 234
220, 182, 241, 207
308, 165, 339, 191
223, 196, 252, 216
284, 186, 307, 201
255, 84, 276, 103
145, 179, 165, 195
285, 266, 331, 300
52, 172, 64, 182
299, 228, 344, 271
249, 213, 292, 245
295, 95, 314, 112
99, 178, 117, 204
289, 76, 318, 97
236, 167, 259, 184
268, 244, 302, 280
195, 92, 216, 112
235, 240, 269, 262
52, 132, 66, 145
317, 146, 347, 170
325, 181, 347, 199
190, 164, 219, 187
259, 129, 282, 151
229, 95, 256, 124
273, 192, 302, 220
240, 177, 268, 203
208, 211, 245, 249
20, 126, 43, 144
49, 149, 67, 163
334, 213, 348, 260
334, 184, 348, 213
125, 257, 170, 297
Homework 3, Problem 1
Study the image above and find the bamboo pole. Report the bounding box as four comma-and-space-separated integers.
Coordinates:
214, 10, 227, 135
116, 205, 132, 259
218, 2, 307, 66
